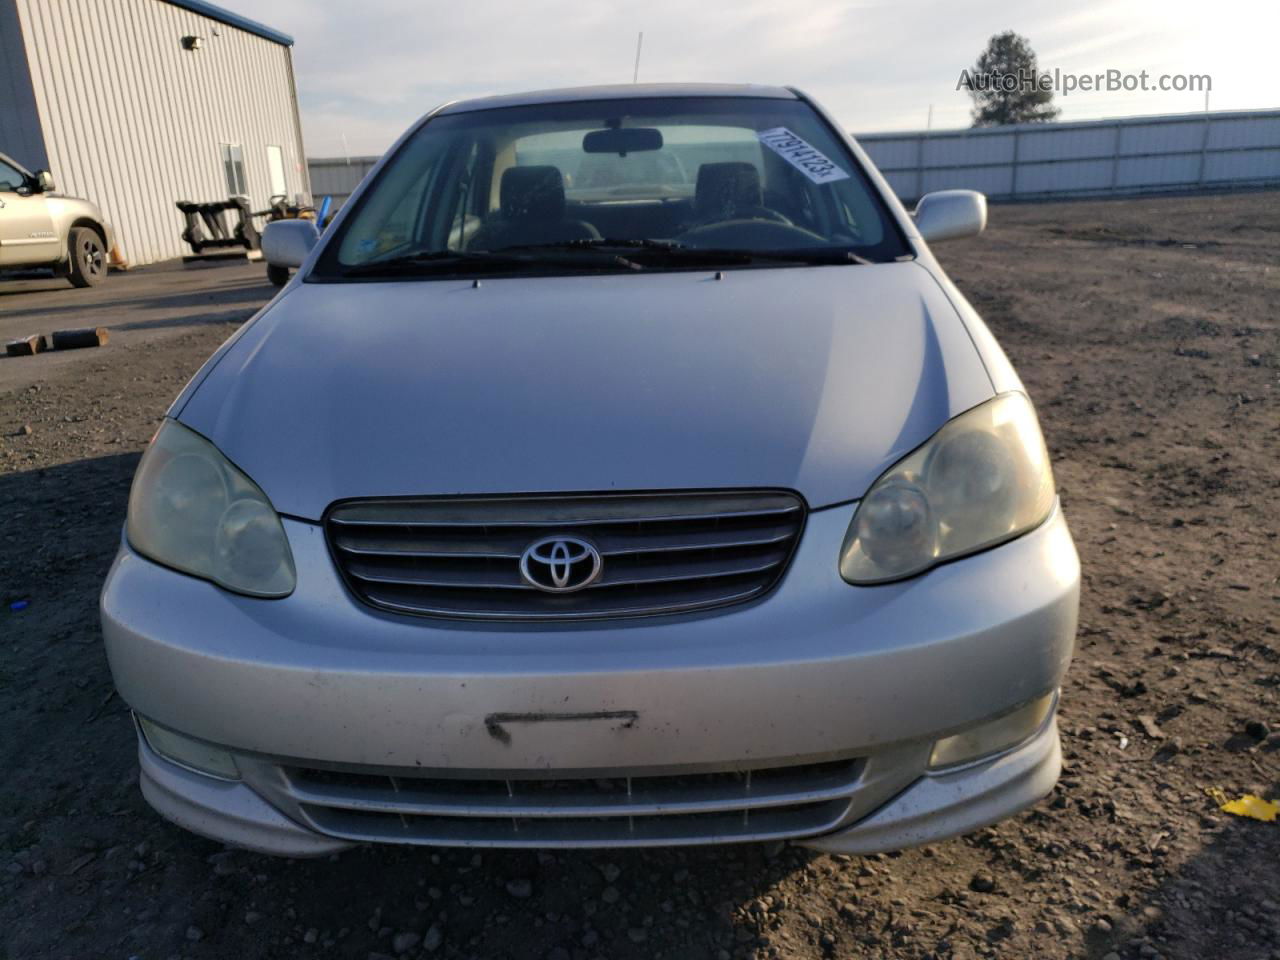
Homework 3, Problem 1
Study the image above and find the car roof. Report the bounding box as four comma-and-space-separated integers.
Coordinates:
435, 83, 799, 116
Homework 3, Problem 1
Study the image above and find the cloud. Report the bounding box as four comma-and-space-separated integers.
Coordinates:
215, 0, 1280, 155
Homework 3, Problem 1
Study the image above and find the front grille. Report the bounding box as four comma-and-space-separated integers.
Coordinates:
278, 758, 860, 848
326, 491, 805, 620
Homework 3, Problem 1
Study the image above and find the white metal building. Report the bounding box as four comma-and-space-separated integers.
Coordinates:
0, 0, 308, 265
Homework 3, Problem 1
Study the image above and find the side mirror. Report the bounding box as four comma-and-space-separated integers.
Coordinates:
33, 170, 55, 193
262, 218, 319, 269
913, 190, 987, 243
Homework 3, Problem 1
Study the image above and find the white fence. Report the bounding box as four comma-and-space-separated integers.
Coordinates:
856, 108, 1280, 203
306, 108, 1280, 209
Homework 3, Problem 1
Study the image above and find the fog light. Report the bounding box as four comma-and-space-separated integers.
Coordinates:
928, 693, 1055, 770
137, 715, 239, 780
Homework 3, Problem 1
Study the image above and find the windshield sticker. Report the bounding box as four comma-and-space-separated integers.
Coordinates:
757, 128, 850, 185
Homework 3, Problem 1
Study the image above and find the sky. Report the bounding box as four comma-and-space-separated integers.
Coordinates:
218, 0, 1280, 158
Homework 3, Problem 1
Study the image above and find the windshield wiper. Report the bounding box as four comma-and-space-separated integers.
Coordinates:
525, 238, 877, 267
487, 244, 645, 270
342, 247, 642, 277
721, 248, 877, 266
343, 241, 875, 278
558, 238, 687, 251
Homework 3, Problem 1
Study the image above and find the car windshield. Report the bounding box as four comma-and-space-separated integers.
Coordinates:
315, 95, 910, 279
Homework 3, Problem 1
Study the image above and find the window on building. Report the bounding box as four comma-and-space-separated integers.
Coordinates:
221, 143, 247, 197
266, 145, 287, 198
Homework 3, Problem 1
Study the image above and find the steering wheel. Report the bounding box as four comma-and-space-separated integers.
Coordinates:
675, 219, 827, 249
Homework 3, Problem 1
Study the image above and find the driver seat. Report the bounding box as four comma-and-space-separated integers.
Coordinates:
470, 166, 599, 250
691, 162, 781, 224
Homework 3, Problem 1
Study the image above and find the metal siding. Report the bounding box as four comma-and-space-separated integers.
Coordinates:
1116, 153, 1200, 187
13, 0, 306, 265
1119, 120, 1204, 155
922, 132, 1013, 167
306, 156, 380, 207
159, 0, 293, 46
878, 170, 916, 200
1204, 148, 1280, 182
1016, 158, 1113, 193
855, 109, 1280, 202
857, 137, 918, 170
1018, 126, 1114, 162
1207, 116, 1280, 149
920, 165, 1012, 196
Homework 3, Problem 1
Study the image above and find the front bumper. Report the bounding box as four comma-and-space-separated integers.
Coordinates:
135, 708, 1061, 856
102, 501, 1079, 853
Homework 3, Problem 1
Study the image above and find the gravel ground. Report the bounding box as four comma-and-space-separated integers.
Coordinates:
0, 260, 275, 394
1, 191, 1277, 960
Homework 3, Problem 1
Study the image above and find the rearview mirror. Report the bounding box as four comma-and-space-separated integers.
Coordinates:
913, 190, 987, 243
583, 127, 664, 155
262, 218, 319, 269
33, 170, 55, 193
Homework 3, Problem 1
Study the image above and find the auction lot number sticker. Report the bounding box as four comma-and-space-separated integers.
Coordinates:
757, 127, 850, 184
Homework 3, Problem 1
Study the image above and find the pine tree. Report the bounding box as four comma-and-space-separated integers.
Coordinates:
961, 31, 1060, 126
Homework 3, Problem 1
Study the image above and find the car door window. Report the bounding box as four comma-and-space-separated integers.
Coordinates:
0, 160, 27, 192
335, 136, 449, 262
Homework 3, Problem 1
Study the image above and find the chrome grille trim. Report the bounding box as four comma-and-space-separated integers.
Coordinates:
363, 586, 767, 621
329, 527, 797, 559
342, 553, 789, 590
327, 499, 803, 527
326, 490, 806, 621
273, 758, 861, 848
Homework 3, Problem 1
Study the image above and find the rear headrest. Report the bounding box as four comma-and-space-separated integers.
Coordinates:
501, 166, 566, 220
694, 162, 763, 219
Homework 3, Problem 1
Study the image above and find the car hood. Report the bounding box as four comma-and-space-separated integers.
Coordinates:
177, 262, 994, 520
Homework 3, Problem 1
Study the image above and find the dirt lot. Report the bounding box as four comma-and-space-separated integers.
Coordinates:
1, 192, 1277, 960
0, 261, 275, 393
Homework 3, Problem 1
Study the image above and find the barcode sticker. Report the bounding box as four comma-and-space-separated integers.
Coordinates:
757, 127, 850, 185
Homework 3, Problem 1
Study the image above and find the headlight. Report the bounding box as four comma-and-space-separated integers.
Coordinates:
127, 420, 296, 597
840, 393, 1055, 583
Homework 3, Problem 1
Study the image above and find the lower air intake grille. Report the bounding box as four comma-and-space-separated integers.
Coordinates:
280, 758, 860, 848
325, 491, 805, 620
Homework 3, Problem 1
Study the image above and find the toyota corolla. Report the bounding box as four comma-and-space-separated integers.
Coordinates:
100, 84, 1078, 856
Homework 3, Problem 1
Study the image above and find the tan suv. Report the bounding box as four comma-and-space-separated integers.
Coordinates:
0, 152, 115, 287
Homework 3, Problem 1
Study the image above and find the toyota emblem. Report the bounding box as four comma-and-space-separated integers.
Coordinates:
519, 536, 603, 593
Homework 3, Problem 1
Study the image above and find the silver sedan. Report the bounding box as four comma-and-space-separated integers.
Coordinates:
101, 83, 1078, 855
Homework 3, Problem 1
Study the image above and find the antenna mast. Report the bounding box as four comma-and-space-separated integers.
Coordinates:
633, 32, 644, 83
